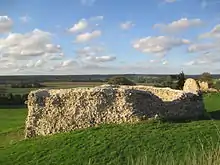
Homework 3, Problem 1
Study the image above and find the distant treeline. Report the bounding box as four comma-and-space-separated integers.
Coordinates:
71, 79, 105, 82
0, 74, 220, 84
10, 82, 46, 88
0, 93, 28, 105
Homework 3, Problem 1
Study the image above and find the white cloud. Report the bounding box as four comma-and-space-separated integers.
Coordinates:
148, 59, 168, 65
76, 46, 104, 57
188, 42, 219, 53
184, 61, 195, 66
68, 19, 88, 33
19, 15, 31, 23
47, 59, 79, 72
120, 21, 135, 30
47, 54, 64, 60
60, 59, 76, 67
132, 36, 190, 57
34, 59, 45, 67
184, 51, 220, 67
75, 45, 116, 63
0, 16, 13, 33
187, 25, 220, 70
75, 30, 101, 43
149, 59, 155, 63
0, 50, 65, 73
45, 44, 62, 53
20, 59, 44, 69
154, 18, 204, 33
67, 16, 103, 33
0, 29, 63, 59
85, 55, 116, 62
199, 24, 220, 39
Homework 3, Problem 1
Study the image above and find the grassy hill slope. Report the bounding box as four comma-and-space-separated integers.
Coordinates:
0, 93, 220, 165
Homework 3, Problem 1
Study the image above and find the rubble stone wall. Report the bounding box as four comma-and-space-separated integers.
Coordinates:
198, 81, 209, 91
25, 85, 205, 138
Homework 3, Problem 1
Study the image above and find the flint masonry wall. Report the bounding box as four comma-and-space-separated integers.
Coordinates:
25, 85, 205, 138
198, 81, 209, 91
129, 85, 205, 119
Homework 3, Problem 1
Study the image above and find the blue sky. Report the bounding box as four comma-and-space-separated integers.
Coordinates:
0, 0, 220, 75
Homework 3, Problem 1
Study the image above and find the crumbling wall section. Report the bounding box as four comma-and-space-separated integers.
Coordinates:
25, 85, 205, 138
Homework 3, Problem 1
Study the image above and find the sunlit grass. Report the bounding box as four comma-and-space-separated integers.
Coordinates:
0, 92, 220, 165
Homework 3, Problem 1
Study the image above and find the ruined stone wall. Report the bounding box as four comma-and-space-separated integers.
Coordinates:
25, 85, 205, 138
130, 86, 184, 101
198, 81, 209, 91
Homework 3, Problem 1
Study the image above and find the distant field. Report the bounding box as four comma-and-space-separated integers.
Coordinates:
42, 81, 104, 88
0, 82, 104, 94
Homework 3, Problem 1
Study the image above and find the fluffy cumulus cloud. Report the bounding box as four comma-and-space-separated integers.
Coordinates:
154, 18, 203, 33
85, 55, 116, 62
68, 19, 88, 33
185, 23, 220, 68
132, 36, 190, 57
120, 21, 135, 30
0, 16, 13, 33
75, 45, 116, 63
59, 59, 77, 67
184, 52, 220, 66
75, 30, 101, 43
46, 45, 117, 74
67, 16, 103, 33
199, 24, 220, 39
148, 59, 169, 65
188, 42, 219, 53
22, 59, 45, 69
0, 29, 63, 59
185, 34, 220, 71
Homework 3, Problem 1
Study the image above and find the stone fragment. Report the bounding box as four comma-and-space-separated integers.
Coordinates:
183, 78, 200, 94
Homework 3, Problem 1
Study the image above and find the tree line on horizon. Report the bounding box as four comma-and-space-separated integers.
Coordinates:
0, 72, 219, 106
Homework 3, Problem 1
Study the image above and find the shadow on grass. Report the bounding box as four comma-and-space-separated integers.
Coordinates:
161, 110, 220, 123
207, 110, 220, 120
0, 105, 27, 109
159, 92, 220, 123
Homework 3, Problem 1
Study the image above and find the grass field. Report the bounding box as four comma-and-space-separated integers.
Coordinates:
0, 107, 27, 149
204, 93, 220, 112
0, 93, 220, 165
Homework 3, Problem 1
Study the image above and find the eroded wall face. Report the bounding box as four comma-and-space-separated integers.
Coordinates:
25, 85, 205, 138
130, 86, 184, 101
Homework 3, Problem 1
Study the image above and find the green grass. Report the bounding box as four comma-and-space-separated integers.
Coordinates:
0, 108, 27, 148
6, 87, 39, 94
1, 121, 220, 165
0, 108, 27, 133
203, 93, 220, 112
0, 93, 220, 165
